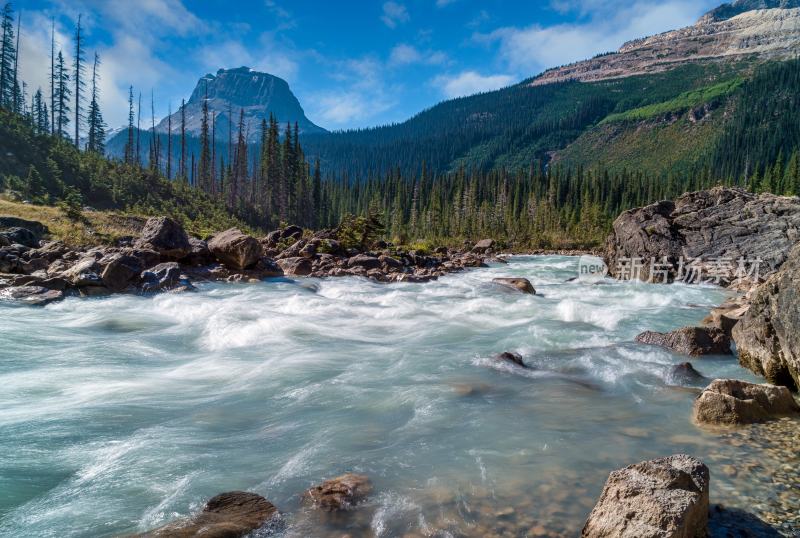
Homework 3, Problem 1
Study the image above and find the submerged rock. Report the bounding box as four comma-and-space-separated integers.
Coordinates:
635, 327, 731, 356
303, 473, 372, 512
134, 217, 191, 260
135, 491, 278, 537
494, 351, 527, 368
669, 362, 707, 385
733, 244, 800, 390
692, 379, 799, 426
208, 228, 263, 270
492, 277, 535, 295
141, 262, 184, 292
581, 454, 709, 538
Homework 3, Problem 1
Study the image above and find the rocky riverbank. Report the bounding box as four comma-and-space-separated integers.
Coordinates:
0, 215, 503, 306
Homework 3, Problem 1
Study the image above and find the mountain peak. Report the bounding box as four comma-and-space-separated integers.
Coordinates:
700, 0, 800, 23
158, 67, 326, 141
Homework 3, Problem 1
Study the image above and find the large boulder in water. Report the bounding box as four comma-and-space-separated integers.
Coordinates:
0, 285, 64, 306
100, 253, 144, 292
277, 256, 312, 276
134, 491, 278, 537
693, 379, 799, 426
492, 277, 535, 295
604, 187, 800, 283
733, 244, 800, 389
581, 454, 709, 538
134, 217, 191, 260
635, 327, 731, 356
208, 228, 263, 270
303, 473, 372, 512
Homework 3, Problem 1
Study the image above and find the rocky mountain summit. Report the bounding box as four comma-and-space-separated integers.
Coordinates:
532, 5, 800, 86
156, 67, 325, 143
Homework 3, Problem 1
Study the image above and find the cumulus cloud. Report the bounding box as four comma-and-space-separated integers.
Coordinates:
307, 57, 397, 127
388, 44, 447, 66
432, 71, 515, 99
477, 0, 717, 76
381, 1, 410, 28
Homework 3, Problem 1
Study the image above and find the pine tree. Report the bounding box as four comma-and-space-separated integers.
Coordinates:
54, 50, 70, 138
11, 7, 20, 113
198, 83, 212, 193
0, 2, 16, 108
166, 102, 172, 179
49, 17, 55, 135
124, 86, 135, 164
179, 98, 186, 181
86, 52, 105, 154
72, 14, 86, 147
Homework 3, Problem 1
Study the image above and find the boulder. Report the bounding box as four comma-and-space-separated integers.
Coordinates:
347, 254, 382, 270
702, 299, 748, 337
134, 491, 278, 538
0, 227, 40, 248
134, 217, 191, 259
733, 244, 800, 390
0, 216, 49, 236
141, 262, 183, 292
494, 351, 526, 368
635, 327, 731, 356
605, 187, 800, 283
692, 379, 799, 425
62, 257, 104, 287
208, 228, 263, 270
0, 285, 64, 306
281, 225, 303, 240
492, 277, 535, 295
181, 237, 214, 266
100, 254, 144, 292
379, 255, 403, 270
277, 257, 312, 276
581, 454, 709, 538
303, 473, 372, 512
472, 239, 495, 253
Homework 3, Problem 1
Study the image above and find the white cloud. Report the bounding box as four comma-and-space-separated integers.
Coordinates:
433, 71, 515, 99
388, 44, 447, 66
381, 1, 410, 28
307, 57, 397, 128
477, 0, 718, 76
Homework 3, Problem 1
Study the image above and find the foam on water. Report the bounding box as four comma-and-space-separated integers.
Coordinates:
0, 256, 774, 537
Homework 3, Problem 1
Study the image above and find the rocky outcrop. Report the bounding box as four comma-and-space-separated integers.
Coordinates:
693, 379, 799, 425
702, 297, 749, 337
277, 256, 312, 276
303, 473, 372, 512
582, 454, 709, 538
135, 491, 278, 537
733, 244, 800, 389
492, 277, 536, 295
208, 228, 263, 270
605, 187, 800, 284
134, 217, 191, 260
534, 7, 800, 86
636, 327, 731, 356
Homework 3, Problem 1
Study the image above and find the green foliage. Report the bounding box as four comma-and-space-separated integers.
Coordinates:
601, 78, 743, 123
57, 185, 83, 220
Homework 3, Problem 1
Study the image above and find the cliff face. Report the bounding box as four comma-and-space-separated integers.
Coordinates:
157, 67, 326, 142
532, 7, 800, 86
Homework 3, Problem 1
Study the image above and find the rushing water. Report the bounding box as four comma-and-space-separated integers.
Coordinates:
0, 256, 787, 537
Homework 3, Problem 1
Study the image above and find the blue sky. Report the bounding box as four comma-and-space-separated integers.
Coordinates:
17, 0, 720, 131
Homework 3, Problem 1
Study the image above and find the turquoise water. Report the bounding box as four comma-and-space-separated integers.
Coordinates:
0, 256, 770, 537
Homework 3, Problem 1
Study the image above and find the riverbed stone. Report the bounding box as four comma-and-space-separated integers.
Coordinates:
492, 277, 535, 294
472, 239, 495, 253
692, 379, 799, 426
635, 327, 731, 356
208, 228, 263, 270
134, 217, 191, 260
141, 262, 182, 292
100, 253, 144, 292
581, 454, 709, 538
134, 491, 278, 537
494, 352, 527, 368
277, 256, 312, 276
303, 473, 372, 511
0, 285, 64, 306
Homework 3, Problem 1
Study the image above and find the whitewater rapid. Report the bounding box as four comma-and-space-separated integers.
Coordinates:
0, 256, 768, 536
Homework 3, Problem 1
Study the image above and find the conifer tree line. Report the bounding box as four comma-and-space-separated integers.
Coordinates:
2, 0, 800, 248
